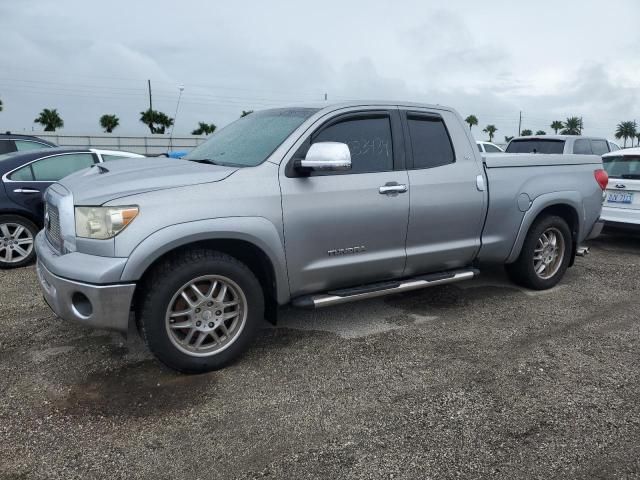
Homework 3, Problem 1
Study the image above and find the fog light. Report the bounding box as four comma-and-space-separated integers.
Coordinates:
71, 292, 93, 318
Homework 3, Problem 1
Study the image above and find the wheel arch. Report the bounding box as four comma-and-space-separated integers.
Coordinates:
506, 193, 583, 264
122, 217, 290, 309
0, 208, 43, 229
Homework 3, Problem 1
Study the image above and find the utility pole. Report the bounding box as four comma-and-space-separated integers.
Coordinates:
147, 79, 153, 113
324, 93, 327, 102
518, 111, 522, 136
169, 85, 185, 151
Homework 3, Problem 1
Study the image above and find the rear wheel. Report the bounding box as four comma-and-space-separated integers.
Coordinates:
138, 249, 264, 373
0, 215, 38, 269
506, 215, 572, 290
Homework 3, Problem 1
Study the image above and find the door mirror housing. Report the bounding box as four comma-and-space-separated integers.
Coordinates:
296, 142, 351, 172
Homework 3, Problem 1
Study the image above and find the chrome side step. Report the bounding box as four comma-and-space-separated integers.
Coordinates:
292, 268, 479, 309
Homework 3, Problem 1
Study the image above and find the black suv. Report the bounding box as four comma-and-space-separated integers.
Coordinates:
0, 133, 56, 155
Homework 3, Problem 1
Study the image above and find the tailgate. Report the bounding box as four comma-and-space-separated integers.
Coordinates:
604, 179, 640, 210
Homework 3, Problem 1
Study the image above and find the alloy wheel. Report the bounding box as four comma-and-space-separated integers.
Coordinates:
165, 275, 247, 357
533, 227, 565, 280
0, 222, 34, 264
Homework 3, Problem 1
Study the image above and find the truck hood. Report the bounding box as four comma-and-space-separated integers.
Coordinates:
58, 157, 238, 205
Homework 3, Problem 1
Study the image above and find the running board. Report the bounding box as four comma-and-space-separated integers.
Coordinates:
292, 268, 480, 309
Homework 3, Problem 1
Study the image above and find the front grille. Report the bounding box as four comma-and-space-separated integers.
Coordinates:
45, 203, 62, 251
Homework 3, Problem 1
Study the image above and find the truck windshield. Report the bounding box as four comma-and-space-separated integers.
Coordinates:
603, 156, 640, 179
184, 108, 319, 167
506, 139, 565, 154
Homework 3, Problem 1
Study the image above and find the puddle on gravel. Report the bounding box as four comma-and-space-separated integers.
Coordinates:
55, 360, 216, 418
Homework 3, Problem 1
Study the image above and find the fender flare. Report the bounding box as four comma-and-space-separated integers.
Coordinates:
120, 216, 290, 304
506, 191, 584, 264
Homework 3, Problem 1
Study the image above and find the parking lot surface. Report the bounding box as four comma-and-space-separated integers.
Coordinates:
1, 234, 639, 479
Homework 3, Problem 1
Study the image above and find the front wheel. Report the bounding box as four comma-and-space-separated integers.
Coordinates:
138, 249, 264, 373
506, 215, 572, 290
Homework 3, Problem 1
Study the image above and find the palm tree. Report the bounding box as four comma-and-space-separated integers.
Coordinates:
240, 110, 253, 118
535, 130, 546, 135
99, 114, 120, 133
615, 121, 637, 148
520, 129, 533, 136
550, 121, 563, 134
504, 136, 514, 143
465, 115, 479, 131
34, 108, 64, 131
483, 124, 497, 142
561, 117, 582, 135
191, 122, 217, 135
140, 109, 174, 134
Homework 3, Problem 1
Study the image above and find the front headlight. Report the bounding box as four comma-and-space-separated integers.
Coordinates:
75, 206, 139, 239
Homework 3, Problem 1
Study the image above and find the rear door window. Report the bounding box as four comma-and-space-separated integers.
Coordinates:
8, 165, 34, 181
506, 139, 565, 154
406, 115, 455, 169
591, 140, 610, 155
573, 139, 593, 155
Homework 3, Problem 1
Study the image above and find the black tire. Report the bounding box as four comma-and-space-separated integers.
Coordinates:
506, 215, 572, 290
0, 215, 38, 269
137, 249, 264, 373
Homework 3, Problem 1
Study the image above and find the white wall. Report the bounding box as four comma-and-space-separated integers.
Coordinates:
32, 132, 207, 155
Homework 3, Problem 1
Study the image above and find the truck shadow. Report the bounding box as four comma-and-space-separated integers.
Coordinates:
54, 359, 217, 418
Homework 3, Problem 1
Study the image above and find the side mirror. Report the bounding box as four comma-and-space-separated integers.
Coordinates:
296, 142, 351, 172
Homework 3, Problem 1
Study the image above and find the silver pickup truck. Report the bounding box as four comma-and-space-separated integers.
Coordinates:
35, 102, 606, 372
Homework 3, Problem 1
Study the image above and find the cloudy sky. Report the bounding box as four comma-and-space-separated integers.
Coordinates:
1, 0, 639, 142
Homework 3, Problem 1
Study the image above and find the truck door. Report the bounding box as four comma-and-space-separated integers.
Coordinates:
280, 108, 409, 297
401, 110, 486, 275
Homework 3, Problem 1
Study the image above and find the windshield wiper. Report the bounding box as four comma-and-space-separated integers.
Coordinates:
187, 158, 221, 166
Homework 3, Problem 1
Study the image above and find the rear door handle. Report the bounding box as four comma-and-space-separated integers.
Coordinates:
379, 183, 408, 195
13, 188, 41, 194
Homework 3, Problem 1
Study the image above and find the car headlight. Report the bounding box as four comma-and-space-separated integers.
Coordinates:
75, 206, 139, 239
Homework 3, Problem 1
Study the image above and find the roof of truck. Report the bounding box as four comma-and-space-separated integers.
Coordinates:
297, 100, 455, 111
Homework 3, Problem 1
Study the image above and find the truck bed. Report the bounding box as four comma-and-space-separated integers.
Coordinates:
478, 153, 603, 264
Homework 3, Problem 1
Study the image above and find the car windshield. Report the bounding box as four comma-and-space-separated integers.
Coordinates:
603, 155, 640, 179
184, 108, 319, 167
506, 139, 565, 154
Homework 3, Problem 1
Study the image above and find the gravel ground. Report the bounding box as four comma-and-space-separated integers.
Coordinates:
1, 233, 639, 479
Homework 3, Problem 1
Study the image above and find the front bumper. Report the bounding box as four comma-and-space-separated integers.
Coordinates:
36, 260, 136, 333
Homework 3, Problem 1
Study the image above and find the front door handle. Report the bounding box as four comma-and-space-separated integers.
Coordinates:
13, 188, 41, 194
379, 183, 408, 195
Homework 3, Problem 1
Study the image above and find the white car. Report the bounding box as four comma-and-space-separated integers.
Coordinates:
601, 147, 640, 231
476, 141, 504, 153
